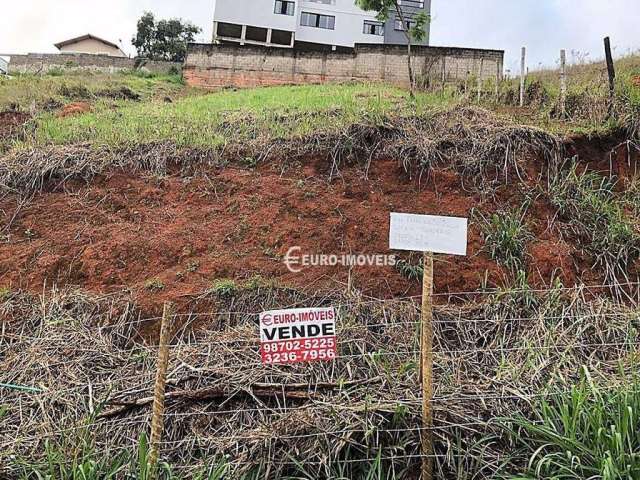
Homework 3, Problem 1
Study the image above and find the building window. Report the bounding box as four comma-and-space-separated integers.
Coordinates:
394, 17, 416, 31
363, 20, 384, 36
399, 0, 425, 8
300, 12, 336, 30
274, 0, 295, 16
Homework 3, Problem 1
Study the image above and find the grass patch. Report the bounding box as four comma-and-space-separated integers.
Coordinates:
548, 162, 640, 284
17, 82, 456, 149
3, 287, 639, 480
208, 278, 238, 297
0, 70, 186, 112
475, 206, 532, 273
499, 371, 640, 479
500, 52, 640, 136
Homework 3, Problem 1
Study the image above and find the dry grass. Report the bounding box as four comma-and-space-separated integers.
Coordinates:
1, 283, 638, 478
0, 106, 563, 196
500, 53, 640, 138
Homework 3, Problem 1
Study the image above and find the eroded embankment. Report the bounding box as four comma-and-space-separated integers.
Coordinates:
0, 107, 638, 315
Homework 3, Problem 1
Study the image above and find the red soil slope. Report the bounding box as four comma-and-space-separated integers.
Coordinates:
0, 142, 637, 315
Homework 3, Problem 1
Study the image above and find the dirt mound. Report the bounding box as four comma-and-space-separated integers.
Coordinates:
632, 75, 640, 88
0, 110, 29, 138
96, 86, 141, 101
57, 102, 91, 118
0, 159, 505, 313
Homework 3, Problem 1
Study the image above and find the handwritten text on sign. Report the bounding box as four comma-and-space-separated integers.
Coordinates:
389, 213, 468, 255
260, 307, 337, 365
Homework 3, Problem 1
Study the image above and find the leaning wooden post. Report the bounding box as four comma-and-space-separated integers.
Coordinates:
420, 251, 434, 480
604, 37, 616, 119
520, 47, 526, 107
149, 302, 174, 475
560, 49, 567, 119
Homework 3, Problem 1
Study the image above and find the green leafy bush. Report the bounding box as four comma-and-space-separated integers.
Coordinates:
208, 278, 238, 297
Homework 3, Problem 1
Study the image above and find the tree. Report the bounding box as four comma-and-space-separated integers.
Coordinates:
132, 12, 201, 63
354, 0, 430, 96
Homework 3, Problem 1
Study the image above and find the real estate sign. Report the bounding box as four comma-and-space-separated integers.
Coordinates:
389, 213, 468, 256
259, 307, 337, 365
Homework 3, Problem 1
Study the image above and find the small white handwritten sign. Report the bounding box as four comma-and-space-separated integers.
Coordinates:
389, 213, 468, 255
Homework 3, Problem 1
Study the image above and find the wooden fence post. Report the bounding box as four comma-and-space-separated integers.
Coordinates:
520, 47, 526, 107
560, 49, 567, 119
420, 252, 434, 480
149, 302, 174, 475
477, 58, 484, 103
604, 37, 616, 119
495, 60, 500, 101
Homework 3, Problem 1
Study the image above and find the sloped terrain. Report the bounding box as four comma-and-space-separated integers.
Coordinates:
1, 74, 640, 479
1, 110, 638, 316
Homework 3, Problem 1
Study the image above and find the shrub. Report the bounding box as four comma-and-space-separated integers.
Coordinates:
144, 278, 165, 291
0, 286, 11, 300
58, 83, 93, 100
209, 278, 238, 297
395, 258, 423, 281
46, 67, 65, 77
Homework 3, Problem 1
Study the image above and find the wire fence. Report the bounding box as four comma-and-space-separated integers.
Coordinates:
2, 282, 640, 476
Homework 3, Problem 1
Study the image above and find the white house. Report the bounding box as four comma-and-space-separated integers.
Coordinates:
212, 0, 431, 50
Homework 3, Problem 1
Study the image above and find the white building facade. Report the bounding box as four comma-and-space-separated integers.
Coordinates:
212, 0, 430, 50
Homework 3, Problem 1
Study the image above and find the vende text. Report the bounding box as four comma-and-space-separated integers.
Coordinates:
259, 307, 337, 365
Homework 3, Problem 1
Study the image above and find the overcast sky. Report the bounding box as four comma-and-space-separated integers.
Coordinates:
1, 0, 638, 72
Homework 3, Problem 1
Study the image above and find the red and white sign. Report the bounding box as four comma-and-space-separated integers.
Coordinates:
259, 307, 337, 365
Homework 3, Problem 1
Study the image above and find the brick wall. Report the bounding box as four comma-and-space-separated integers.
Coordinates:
7, 53, 181, 75
184, 43, 504, 89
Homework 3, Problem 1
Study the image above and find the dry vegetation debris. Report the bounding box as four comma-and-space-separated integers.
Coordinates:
0, 106, 564, 196
1, 285, 638, 478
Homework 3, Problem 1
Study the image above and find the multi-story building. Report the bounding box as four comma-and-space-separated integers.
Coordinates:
212, 0, 431, 50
